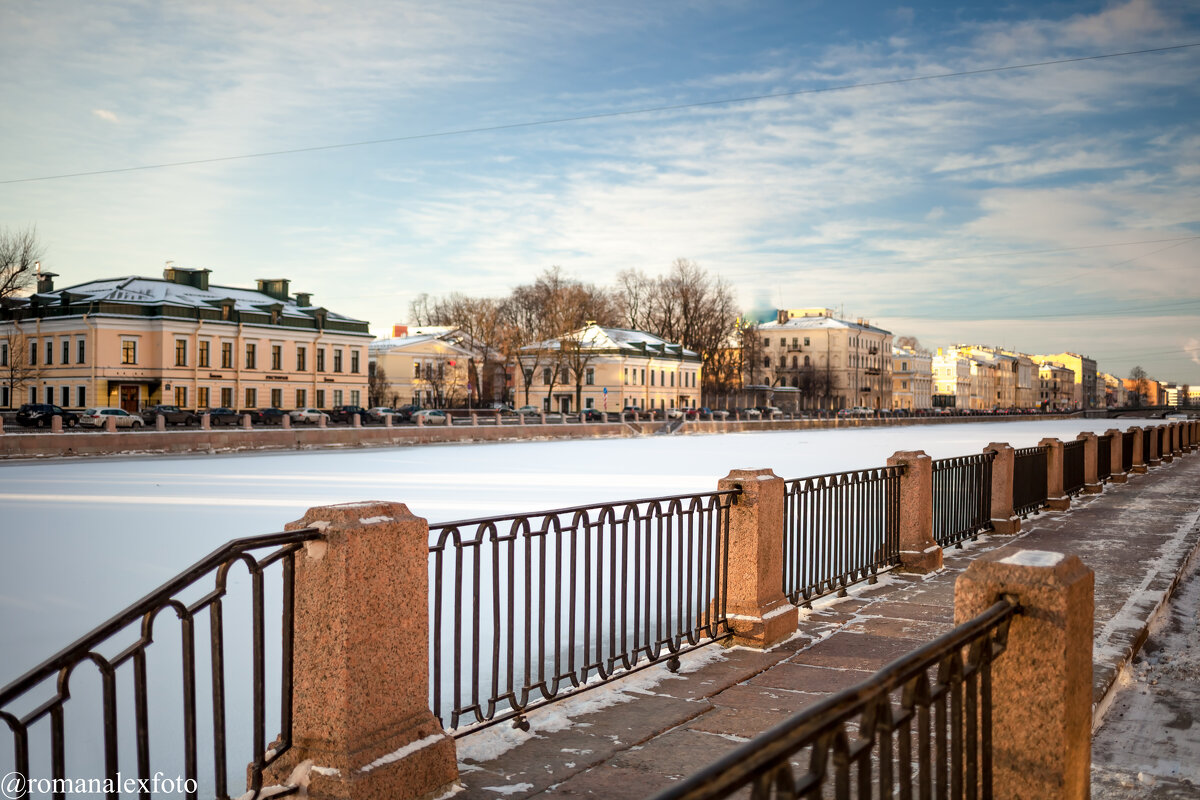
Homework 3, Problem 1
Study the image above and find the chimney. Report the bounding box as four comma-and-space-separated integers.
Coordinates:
295, 292, 312, 307
256, 279, 291, 301
392, 324, 409, 338
163, 266, 211, 291
777, 309, 788, 324
36, 272, 58, 294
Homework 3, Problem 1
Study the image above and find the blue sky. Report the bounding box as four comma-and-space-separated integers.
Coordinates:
2, 0, 1198, 384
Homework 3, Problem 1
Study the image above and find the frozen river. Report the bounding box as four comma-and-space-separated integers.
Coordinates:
0, 417, 1144, 685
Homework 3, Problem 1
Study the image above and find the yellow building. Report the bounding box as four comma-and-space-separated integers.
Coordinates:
518, 324, 701, 414
1032, 352, 1099, 410
0, 267, 370, 411
932, 349, 971, 409
1038, 363, 1075, 410
368, 328, 481, 408
891, 346, 932, 410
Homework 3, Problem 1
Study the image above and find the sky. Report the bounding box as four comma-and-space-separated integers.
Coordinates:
2, 0, 1198, 384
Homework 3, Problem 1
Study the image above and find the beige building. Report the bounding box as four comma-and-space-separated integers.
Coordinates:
1099, 372, 1128, 408
368, 330, 477, 408
1038, 363, 1075, 411
1032, 352, 1099, 410
518, 324, 701, 414
932, 349, 971, 409
0, 267, 370, 411
754, 309, 893, 411
891, 346, 932, 410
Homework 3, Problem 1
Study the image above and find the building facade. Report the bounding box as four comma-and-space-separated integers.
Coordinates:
932, 349, 971, 409
891, 346, 932, 410
368, 330, 477, 408
754, 309, 893, 411
1038, 363, 1076, 411
0, 267, 370, 411
1033, 352, 1099, 410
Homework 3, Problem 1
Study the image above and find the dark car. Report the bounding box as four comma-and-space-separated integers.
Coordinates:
391, 404, 421, 422
581, 409, 606, 422
245, 407, 287, 425
199, 407, 242, 426
140, 405, 199, 426
16, 404, 79, 428
329, 405, 370, 424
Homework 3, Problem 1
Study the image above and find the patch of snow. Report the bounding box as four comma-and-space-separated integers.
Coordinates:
358, 515, 393, 524
482, 783, 534, 795
999, 550, 1065, 567
359, 733, 446, 773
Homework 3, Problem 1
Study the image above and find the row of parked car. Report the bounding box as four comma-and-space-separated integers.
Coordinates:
10, 403, 439, 429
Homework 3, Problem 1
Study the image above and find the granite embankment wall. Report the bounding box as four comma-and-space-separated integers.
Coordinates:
0, 413, 1077, 459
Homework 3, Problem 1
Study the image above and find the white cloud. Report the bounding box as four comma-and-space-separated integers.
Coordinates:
91, 108, 119, 123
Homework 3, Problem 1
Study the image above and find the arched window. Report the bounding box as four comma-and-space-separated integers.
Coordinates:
763, 356, 771, 368
791, 356, 797, 367
804, 355, 811, 367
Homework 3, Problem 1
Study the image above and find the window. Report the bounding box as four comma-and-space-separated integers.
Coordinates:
316, 348, 325, 372
62, 340, 70, 365
46, 340, 53, 365
902, 361, 908, 371
543, 367, 551, 385
792, 356, 797, 368
763, 356, 771, 368
221, 387, 233, 407
29, 387, 36, 404
650, 370, 655, 386
763, 338, 770, 347
351, 350, 360, 373
175, 387, 188, 407
245, 344, 256, 370
623, 367, 628, 384
670, 372, 674, 387
61, 386, 69, 406
0, 342, 7, 366
586, 368, 594, 386
175, 339, 187, 367
804, 355, 811, 367
271, 388, 283, 407
333, 349, 343, 373
333, 390, 343, 406
245, 387, 257, 408
316, 390, 325, 408
297, 346, 306, 371
272, 345, 282, 370
198, 341, 210, 368
640, 369, 645, 384
350, 390, 360, 405
30, 340, 37, 366
586, 398, 594, 409
121, 340, 137, 364
219, 342, 233, 368
523, 368, 533, 385
1, 386, 7, 407
198, 387, 209, 408
76, 386, 86, 407
45, 386, 53, 403
804, 337, 810, 346
295, 389, 306, 407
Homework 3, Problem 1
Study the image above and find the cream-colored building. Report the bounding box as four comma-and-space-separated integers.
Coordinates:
754, 309, 893, 411
932, 349, 971, 409
0, 267, 370, 411
1032, 352, 1099, 410
518, 324, 701, 414
891, 346, 932, 410
1038, 363, 1075, 411
368, 330, 476, 408
1099, 372, 1128, 408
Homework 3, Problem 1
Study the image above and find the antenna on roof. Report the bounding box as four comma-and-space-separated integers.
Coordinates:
35, 261, 41, 276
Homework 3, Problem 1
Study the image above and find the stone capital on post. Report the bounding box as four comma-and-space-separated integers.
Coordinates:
955, 550, 1093, 800
1103, 428, 1127, 483
886, 450, 942, 573
985, 443, 1020, 535
1075, 432, 1101, 494
716, 468, 798, 648
266, 502, 458, 800
1129, 426, 1146, 473
1038, 438, 1070, 510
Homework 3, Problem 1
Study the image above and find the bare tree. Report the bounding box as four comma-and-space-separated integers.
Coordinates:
1, 329, 39, 407
367, 362, 389, 407
1128, 365, 1149, 408
1, 226, 44, 300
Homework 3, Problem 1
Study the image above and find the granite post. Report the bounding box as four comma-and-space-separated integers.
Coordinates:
155, 414, 166, 431
265, 502, 459, 800
282, 414, 291, 429
955, 550, 1093, 800
1171, 422, 1182, 457
1130, 426, 1146, 473
1076, 432, 1101, 494
886, 450, 942, 573
985, 443, 1020, 534
1148, 425, 1161, 467
241, 413, 253, 430
351, 413, 361, 428
200, 413, 211, 431
716, 469, 798, 648
1103, 428, 1126, 483
105, 415, 117, 432
1039, 438, 1070, 510
51, 415, 63, 433
318, 414, 327, 429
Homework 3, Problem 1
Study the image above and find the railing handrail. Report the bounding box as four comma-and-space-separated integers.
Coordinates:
783, 463, 906, 485
0, 528, 322, 704
647, 598, 1020, 800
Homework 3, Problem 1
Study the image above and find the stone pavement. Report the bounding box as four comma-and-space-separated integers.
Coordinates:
451, 453, 1200, 799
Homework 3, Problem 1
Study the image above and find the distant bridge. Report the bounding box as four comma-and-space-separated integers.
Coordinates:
1105, 405, 1198, 419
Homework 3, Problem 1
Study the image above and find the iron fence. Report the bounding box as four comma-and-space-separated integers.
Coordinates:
1063, 440, 1086, 496
782, 466, 904, 607
1143, 426, 1153, 463
648, 598, 1019, 800
428, 489, 738, 732
1122, 430, 1135, 473
1097, 434, 1112, 482
0, 529, 322, 800
1012, 446, 1048, 517
932, 453, 995, 548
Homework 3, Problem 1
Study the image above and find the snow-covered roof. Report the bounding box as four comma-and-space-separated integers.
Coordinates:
369, 333, 473, 356
758, 315, 891, 335
523, 324, 699, 359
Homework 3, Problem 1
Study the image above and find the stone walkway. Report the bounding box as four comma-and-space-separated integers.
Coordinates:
451, 452, 1200, 799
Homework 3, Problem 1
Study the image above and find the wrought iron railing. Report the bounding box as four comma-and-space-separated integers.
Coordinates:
0, 529, 322, 800
428, 490, 737, 732
1012, 446, 1047, 517
1063, 440, 1086, 496
1097, 434, 1112, 482
782, 466, 903, 606
648, 598, 1019, 800
1122, 430, 1135, 473
932, 452, 995, 548
1144, 426, 1154, 463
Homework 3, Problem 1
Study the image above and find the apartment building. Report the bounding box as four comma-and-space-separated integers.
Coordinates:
891, 346, 932, 410
1099, 372, 1128, 408
1032, 352, 1099, 410
0, 267, 370, 411
932, 349, 971, 409
754, 309, 893, 411
1038, 363, 1076, 410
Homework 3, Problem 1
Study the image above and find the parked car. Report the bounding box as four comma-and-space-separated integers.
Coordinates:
515, 405, 541, 417
665, 407, 685, 420
78, 407, 144, 428
707, 408, 730, 419
391, 404, 421, 422
367, 407, 395, 422
140, 405, 198, 426
741, 407, 762, 419
412, 409, 448, 425
245, 407, 287, 425
289, 408, 329, 425
329, 405, 370, 424
489, 403, 515, 413
199, 407, 243, 425
581, 409, 606, 422
757, 406, 783, 418
15, 403, 80, 428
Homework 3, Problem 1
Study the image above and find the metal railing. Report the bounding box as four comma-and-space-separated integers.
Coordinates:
1122, 430, 1135, 473
428, 489, 737, 732
782, 467, 903, 606
0, 530, 322, 800
932, 452, 995, 548
648, 598, 1019, 800
1063, 440, 1086, 496
1012, 446, 1048, 517
1144, 426, 1153, 463
1097, 434, 1112, 482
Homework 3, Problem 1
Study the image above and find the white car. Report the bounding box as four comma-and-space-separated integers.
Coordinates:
289, 408, 329, 425
79, 407, 145, 428
412, 409, 448, 425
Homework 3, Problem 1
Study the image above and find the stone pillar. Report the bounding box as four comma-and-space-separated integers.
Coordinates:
1104, 428, 1127, 483
241, 413, 253, 430
0, 416, 5, 434
351, 413, 361, 428
716, 469, 798, 648
266, 503, 458, 800
105, 415, 117, 433
1076, 432, 1101, 494
318, 414, 327, 429
539, 412, 546, 425
444, 412, 453, 427
985, 443, 1020, 535
282, 414, 291, 430
384, 414, 393, 428
1039, 438, 1070, 510
200, 413, 211, 431
955, 550, 1093, 800
1171, 422, 1182, 457
885, 450, 942, 573
416, 414, 425, 427
1130, 426, 1146, 473
471, 413, 478, 427
493, 411, 501, 426
1148, 425, 1161, 466
155, 414, 166, 431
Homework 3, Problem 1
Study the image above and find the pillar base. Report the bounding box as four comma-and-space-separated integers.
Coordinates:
1150, 458, 1162, 467
990, 516, 1021, 535
1083, 482, 1102, 495
726, 597, 799, 649
1133, 464, 1148, 474
1046, 496, 1070, 511
1161, 454, 1173, 463
898, 546, 943, 574
1109, 472, 1128, 483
